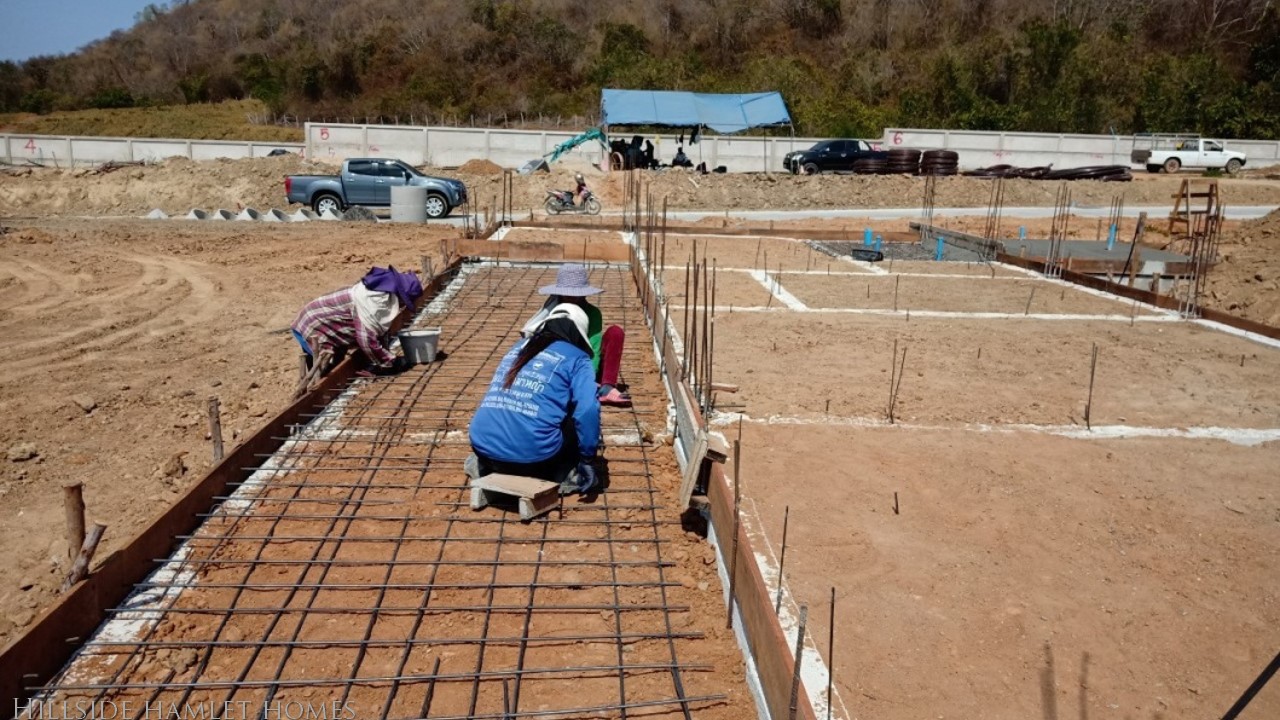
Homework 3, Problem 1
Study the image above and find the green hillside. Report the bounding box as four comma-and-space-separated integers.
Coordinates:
1, 0, 1278, 139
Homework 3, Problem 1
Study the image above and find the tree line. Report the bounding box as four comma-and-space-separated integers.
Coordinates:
2, 0, 1278, 139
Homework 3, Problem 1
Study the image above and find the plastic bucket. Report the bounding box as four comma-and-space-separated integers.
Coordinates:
398, 328, 441, 364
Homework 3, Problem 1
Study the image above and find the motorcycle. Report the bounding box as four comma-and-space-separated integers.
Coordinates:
544, 189, 601, 216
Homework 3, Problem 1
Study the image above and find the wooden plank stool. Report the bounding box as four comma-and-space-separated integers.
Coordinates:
470, 473, 560, 521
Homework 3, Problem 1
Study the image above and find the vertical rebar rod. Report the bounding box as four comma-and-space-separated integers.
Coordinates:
1085, 342, 1099, 430
726, 439, 742, 630
683, 257, 693, 374
709, 261, 717, 412
775, 505, 790, 614
1222, 650, 1280, 720
701, 259, 710, 410
827, 587, 835, 720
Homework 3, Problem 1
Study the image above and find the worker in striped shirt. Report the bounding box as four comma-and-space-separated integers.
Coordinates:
291, 267, 422, 375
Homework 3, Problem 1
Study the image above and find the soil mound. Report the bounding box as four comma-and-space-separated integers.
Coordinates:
1204, 208, 1280, 325
457, 158, 504, 174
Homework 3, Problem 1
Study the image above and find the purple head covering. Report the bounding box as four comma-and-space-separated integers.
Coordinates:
362, 266, 423, 310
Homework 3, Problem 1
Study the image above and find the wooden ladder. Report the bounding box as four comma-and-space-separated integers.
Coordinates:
1168, 178, 1219, 239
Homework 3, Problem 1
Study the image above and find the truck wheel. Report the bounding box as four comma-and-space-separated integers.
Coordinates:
802, 162, 821, 175
424, 194, 449, 219
1146, 164, 1160, 174
1162, 157, 1181, 173
313, 193, 343, 215
1225, 159, 1242, 175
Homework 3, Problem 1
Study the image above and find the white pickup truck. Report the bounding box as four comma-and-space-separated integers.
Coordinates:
1131, 134, 1247, 174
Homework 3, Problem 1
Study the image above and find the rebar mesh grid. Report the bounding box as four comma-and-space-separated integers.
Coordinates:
25, 261, 726, 719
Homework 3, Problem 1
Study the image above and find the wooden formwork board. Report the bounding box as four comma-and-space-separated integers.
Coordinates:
706, 462, 819, 720
629, 238, 820, 720
456, 237, 632, 262
997, 253, 1280, 341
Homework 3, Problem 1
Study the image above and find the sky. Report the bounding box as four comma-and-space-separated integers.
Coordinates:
1, 0, 155, 62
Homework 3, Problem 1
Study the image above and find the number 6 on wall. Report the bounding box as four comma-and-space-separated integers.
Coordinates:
892, 132, 903, 145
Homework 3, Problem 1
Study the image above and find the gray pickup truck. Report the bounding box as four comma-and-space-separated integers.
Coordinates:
285, 158, 467, 218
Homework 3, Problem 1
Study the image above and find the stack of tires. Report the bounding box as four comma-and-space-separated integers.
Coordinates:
853, 158, 887, 174
886, 148, 922, 174
919, 150, 960, 176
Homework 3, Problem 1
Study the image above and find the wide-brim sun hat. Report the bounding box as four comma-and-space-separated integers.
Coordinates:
539, 263, 603, 297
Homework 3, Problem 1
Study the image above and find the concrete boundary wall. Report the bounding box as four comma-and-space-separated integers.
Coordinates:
304, 121, 840, 171
0, 134, 305, 167
308, 122, 1280, 172
884, 128, 1280, 170
5, 125, 1278, 172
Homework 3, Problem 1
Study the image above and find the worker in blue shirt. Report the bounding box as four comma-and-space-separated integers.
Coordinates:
467, 303, 602, 495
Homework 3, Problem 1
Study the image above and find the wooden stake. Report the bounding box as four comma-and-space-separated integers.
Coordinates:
789, 605, 809, 720
62, 482, 85, 563
893, 491, 900, 515
61, 522, 106, 591
888, 339, 898, 422
889, 341, 907, 424
1024, 286, 1037, 316
727, 439, 742, 630
208, 395, 224, 463
893, 275, 900, 312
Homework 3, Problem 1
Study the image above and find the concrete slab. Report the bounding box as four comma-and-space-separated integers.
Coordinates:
1001, 239, 1187, 264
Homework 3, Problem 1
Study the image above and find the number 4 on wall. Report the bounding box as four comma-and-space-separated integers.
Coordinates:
24, 139, 37, 152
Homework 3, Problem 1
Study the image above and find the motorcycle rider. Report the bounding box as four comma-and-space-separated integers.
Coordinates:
573, 172, 588, 207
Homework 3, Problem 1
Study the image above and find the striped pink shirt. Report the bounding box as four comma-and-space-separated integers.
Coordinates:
291, 288, 396, 367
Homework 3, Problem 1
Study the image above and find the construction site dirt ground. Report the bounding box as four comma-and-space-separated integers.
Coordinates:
0, 219, 462, 648
695, 260, 1280, 719
3, 176, 1280, 718
734, 424, 1280, 720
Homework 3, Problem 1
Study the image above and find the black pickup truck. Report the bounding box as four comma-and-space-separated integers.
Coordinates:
784, 140, 888, 174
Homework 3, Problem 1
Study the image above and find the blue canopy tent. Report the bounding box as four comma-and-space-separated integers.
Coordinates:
601, 89, 792, 134
600, 89, 793, 170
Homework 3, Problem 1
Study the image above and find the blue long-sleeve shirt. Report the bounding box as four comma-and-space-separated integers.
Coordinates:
469, 339, 601, 464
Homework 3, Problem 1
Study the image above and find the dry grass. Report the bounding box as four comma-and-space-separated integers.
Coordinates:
0, 99, 303, 141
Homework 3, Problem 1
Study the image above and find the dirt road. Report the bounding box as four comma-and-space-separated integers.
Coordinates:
4, 156, 1280, 217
